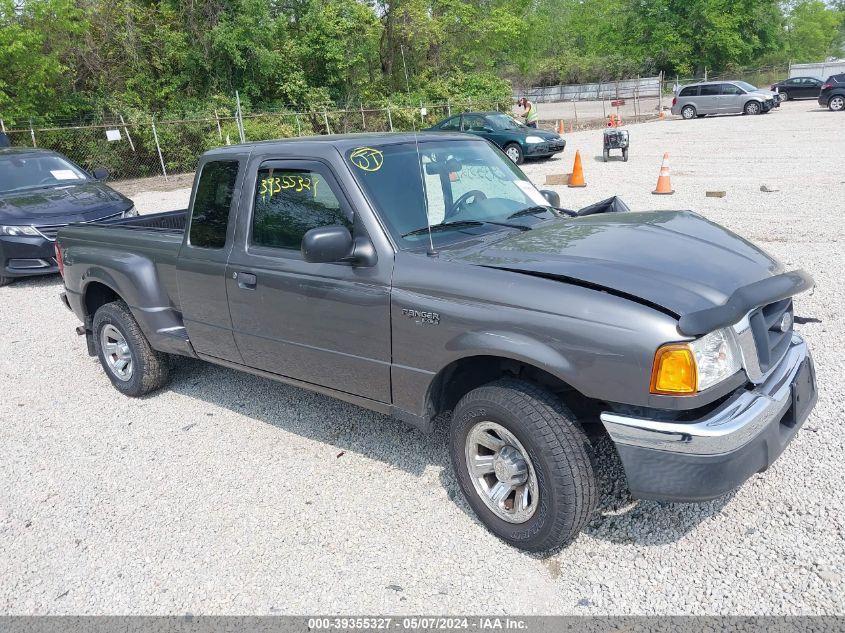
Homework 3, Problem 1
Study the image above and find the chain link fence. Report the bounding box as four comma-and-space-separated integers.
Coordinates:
0, 98, 509, 183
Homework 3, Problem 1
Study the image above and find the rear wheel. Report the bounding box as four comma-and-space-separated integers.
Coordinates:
504, 143, 524, 165
681, 105, 696, 120
449, 378, 598, 552
622, 147, 629, 162
93, 301, 170, 397
829, 96, 845, 112
602, 148, 609, 162
744, 101, 762, 115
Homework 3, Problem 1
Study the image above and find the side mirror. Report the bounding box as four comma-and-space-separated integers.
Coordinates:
302, 225, 354, 264
539, 189, 560, 207
92, 167, 109, 181
481, 126, 494, 133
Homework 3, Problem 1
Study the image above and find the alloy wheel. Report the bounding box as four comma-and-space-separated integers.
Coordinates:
464, 421, 539, 523
100, 324, 133, 381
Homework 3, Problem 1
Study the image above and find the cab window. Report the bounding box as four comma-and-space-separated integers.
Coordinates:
251, 166, 351, 251
679, 86, 698, 97
700, 84, 720, 96
721, 84, 742, 95
189, 160, 240, 249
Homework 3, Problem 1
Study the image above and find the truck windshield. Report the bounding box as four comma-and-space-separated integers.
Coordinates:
347, 139, 553, 248
0, 154, 89, 193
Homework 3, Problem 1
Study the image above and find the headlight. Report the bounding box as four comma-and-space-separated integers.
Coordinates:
123, 205, 138, 217
525, 136, 545, 144
0, 225, 40, 237
651, 328, 741, 395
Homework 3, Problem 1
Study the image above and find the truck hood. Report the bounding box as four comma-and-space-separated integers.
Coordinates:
0, 181, 132, 224
444, 210, 784, 317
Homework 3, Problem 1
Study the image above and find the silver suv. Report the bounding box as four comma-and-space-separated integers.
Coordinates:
672, 81, 777, 119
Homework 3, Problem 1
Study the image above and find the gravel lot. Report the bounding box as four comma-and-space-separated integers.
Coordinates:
1, 99, 843, 615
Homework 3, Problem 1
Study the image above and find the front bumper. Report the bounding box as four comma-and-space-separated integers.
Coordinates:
600, 334, 816, 501
0, 235, 59, 278
525, 140, 566, 157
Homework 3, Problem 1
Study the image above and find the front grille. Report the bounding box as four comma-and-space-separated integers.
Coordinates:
749, 298, 793, 373
35, 212, 123, 241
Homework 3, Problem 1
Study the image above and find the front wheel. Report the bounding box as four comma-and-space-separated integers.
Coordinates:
744, 101, 761, 115
449, 379, 598, 552
779, 91, 788, 102
93, 301, 170, 397
503, 143, 524, 164
829, 96, 845, 112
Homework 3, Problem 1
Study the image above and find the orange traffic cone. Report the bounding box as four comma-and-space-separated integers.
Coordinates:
652, 152, 675, 195
558, 120, 566, 134
568, 150, 586, 188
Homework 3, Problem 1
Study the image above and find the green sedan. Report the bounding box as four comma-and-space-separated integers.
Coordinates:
425, 112, 566, 164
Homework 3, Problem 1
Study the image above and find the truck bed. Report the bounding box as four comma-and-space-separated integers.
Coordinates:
57, 210, 188, 334
96, 209, 188, 232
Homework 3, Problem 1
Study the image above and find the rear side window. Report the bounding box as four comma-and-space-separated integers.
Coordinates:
251, 167, 351, 251
679, 86, 698, 97
700, 84, 720, 96
439, 117, 460, 131
833, 75, 845, 84
189, 160, 239, 249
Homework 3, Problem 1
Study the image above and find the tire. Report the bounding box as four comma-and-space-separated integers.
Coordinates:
449, 378, 598, 552
504, 143, 524, 165
602, 148, 609, 162
681, 105, 696, 120
0, 276, 13, 287
829, 96, 845, 112
744, 101, 761, 115
622, 147, 629, 162
93, 301, 170, 397
779, 91, 788, 102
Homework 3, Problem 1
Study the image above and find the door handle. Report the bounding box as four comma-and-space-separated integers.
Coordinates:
236, 271, 257, 290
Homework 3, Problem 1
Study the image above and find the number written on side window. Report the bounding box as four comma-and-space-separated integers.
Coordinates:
190, 160, 239, 249
252, 168, 351, 250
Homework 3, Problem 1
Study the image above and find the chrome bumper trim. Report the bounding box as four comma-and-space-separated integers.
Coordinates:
600, 334, 810, 455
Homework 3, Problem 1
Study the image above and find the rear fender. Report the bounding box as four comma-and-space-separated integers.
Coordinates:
78, 253, 191, 356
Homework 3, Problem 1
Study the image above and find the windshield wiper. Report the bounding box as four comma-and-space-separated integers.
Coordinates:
402, 220, 483, 238
508, 205, 576, 219
507, 205, 553, 219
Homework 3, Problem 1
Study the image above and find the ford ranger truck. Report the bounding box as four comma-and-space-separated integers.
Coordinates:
56, 133, 818, 552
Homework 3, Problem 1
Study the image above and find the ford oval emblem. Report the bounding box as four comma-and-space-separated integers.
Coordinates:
778, 312, 793, 333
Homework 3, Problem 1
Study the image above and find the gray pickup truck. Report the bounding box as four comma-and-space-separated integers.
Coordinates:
57, 133, 817, 552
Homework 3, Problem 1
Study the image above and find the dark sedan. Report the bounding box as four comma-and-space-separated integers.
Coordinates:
0, 148, 136, 286
426, 112, 565, 164
770, 76, 824, 101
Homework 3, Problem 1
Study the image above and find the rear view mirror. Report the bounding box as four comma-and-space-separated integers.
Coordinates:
302, 225, 354, 263
92, 167, 109, 181
539, 189, 560, 207
424, 157, 463, 176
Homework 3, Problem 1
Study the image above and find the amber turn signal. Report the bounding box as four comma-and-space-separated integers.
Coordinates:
650, 344, 698, 395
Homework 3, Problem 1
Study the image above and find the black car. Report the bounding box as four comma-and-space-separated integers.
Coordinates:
769, 76, 823, 101
0, 148, 136, 286
426, 112, 565, 164
818, 74, 845, 112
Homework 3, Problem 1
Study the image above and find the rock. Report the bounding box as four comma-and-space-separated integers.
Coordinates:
760, 184, 780, 192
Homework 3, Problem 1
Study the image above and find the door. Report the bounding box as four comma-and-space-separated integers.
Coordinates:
176, 157, 245, 362
698, 84, 721, 113
225, 159, 392, 402
800, 78, 822, 98
719, 83, 744, 112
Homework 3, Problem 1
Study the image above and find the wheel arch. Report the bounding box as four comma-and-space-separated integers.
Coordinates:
424, 350, 597, 428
